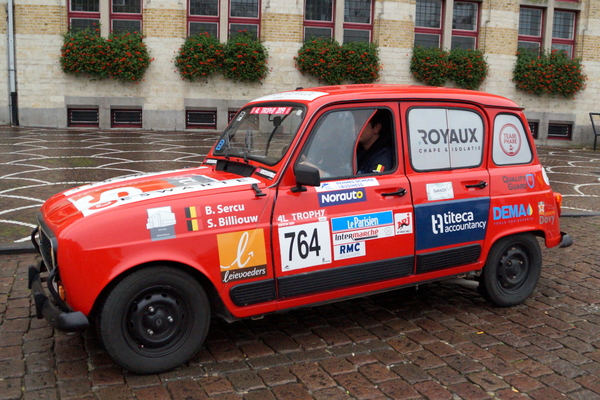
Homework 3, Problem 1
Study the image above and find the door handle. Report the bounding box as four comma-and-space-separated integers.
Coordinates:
381, 188, 407, 197
465, 181, 488, 189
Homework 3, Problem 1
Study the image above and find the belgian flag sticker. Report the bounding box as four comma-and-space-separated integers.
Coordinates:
185, 206, 200, 231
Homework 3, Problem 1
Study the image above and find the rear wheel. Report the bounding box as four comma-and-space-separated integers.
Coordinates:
478, 233, 542, 307
97, 267, 210, 374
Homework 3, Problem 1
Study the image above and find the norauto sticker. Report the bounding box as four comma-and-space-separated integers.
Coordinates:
63, 167, 209, 196
315, 178, 379, 192
218, 228, 267, 283
318, 188, 366, 207
331, 211, 394, 245
69, 176, 259, 217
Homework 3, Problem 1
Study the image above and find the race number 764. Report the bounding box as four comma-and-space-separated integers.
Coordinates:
278, 221, 332, 271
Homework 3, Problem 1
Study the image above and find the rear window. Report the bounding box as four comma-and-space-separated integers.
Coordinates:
492, 114, 533, 166
408, 107, 484, 171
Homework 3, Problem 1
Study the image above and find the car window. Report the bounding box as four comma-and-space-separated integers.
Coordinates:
408, 107, 484, 171
492, 113, 533, 165
299, 108, 396, 179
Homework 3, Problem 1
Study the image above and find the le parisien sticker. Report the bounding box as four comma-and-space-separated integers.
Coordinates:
217, 228, 268, 283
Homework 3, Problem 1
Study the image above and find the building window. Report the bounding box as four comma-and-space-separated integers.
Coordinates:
414, 0, 443, 48
112, 109, 143, 128
303, 0, 373, 43
189, 0, 220, 37
552, 10, 576, 57
229, 0, 260, 39
304, 0, 334, 40
519, 7, 577, 58
547, 123, 572, 140
186, 110, 217, 129
518, 7, 543, 53
528, 121, 539, 139
451, 1, 479, 50
343, 0, 373, 43
111, 0, 142, 34
69, 0, 100, 32
68, 108, 100, 127
229, 110, 239, 123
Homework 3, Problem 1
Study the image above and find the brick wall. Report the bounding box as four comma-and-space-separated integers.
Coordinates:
143, 8, 185, 38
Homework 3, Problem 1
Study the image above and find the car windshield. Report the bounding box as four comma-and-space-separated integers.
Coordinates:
213, 105, 306, 165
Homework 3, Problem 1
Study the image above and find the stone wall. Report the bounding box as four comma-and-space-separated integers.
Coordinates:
1, 0, 599, 147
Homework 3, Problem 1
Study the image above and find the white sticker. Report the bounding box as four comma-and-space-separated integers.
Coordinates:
278, 221, 332, 271
427, 182, 454, 201
395, 212, 413, 235
251, 91, 328, 102
334, 242, 366, 260
146, 206, 177, 241
315, 178, 379, 192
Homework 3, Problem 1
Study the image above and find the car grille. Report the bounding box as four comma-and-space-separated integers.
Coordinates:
38, 227, 56, 271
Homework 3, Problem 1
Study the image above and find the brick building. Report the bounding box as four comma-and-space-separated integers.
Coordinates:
1, 0, 598, 146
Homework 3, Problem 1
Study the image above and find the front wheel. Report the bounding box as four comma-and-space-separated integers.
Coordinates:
97, 267, 210, 374
478, 233, 542, 307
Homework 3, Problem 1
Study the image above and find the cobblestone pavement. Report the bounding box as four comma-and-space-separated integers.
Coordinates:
0, 216, 599, 400
1, 126, 599, 244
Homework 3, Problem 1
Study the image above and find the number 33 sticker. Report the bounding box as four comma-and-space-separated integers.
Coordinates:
278, 221, 332, 271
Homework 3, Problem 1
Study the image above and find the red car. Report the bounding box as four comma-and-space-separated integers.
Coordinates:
29, 85, 572, 373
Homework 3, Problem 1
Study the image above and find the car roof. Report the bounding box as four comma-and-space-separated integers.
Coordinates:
249, 84, 521, 110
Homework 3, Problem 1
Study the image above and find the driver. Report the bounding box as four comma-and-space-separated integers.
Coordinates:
356, 110, 393, 174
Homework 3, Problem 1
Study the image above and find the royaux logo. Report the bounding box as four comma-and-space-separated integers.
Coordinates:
493, 204, 533, 220
418, 128, 479, 145
318, 188, 366, 207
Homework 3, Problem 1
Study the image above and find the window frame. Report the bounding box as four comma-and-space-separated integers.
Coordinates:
228, 0, 261, 39
414, 0, 444, 49
517, 6, 544, 53
342, 0, 375, 43
110, 0, 143, 34
68, 0, 101, 32
551, 9, 577, 58
450, 0, 480, 50
304, 0, 335, 41
188, 0, 220, 38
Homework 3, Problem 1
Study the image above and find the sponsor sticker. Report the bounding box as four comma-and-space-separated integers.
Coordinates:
218, 229, 267, 283
499, 123, 522, 156
315, 178, 379, 192
502, 174, 535, 190
415, 198, 489, 251
255, 167, 276, 180
427, 182, 454, 201
538, 201, 557, 224
331, 211, 395, 245
146, 206, 177, 240
395, 212, 413, 235
250, 106, 293, 115
318, 188, 366, 207
492, 203, 535, 225
251, 91, 328, 102
334, 242, 366, 260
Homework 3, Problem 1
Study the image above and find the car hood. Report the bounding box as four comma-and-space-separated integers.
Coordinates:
40, 166, 261, 225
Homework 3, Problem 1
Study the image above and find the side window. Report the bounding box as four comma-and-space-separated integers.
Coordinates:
408, 107, 484, 171
300, 108, 395, 179
492, 114, 533, 166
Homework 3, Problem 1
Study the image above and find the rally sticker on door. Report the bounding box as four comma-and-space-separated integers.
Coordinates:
278, 221, 332, 271
218, 229, 267, 283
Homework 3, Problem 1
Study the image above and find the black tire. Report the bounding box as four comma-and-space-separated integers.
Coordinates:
97, 267, 210, 374
478, 233, 542, 307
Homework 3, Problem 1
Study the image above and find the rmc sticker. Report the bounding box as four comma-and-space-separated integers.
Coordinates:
217, 228, 268, 283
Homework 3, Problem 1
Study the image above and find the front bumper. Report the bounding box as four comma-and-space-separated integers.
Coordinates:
28, 263, 89, 331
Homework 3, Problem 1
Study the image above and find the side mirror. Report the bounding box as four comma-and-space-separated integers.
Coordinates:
292, 163, 321, 192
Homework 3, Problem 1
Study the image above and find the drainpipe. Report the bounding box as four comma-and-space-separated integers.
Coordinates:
7, 0, 18, 125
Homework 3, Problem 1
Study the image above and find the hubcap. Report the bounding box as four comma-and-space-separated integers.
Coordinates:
497, 245, 529, 292
127, 291, 185, 349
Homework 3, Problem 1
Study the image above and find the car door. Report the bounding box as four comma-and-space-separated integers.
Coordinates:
401, 102, 491, 276
271, 103, 415, 309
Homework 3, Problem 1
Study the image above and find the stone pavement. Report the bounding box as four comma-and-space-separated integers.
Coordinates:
1, 216, 600, 400
1, 127, 600, 246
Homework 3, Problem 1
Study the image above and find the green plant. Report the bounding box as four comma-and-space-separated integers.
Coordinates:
60, 27, 152, 83
410, 46, 450, 87
295, 38, 344, 85
342, 41, 381, 84
513, 49, 587, 98
222, 32, 269, 83
174, 33, 224, 82
447, 48, 488, 90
